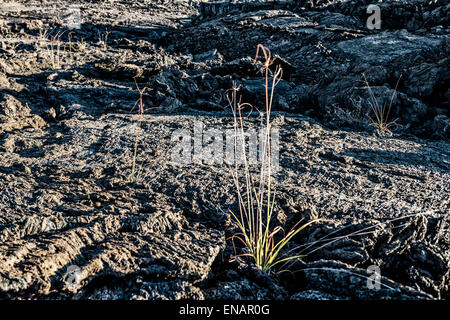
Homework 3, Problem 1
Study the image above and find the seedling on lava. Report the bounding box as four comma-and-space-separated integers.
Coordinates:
70, 38, 88, 55
128, 79, 155, 184
68, 32, 75, 66
48, 31, 67, 70
0, 36, 20, 52
128, 79, 146, 183
227, 45, 320, 273
99, 30, 110, 51
363, 73, 402, 136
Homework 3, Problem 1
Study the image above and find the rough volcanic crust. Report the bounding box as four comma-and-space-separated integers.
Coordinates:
0, 0, 449, 300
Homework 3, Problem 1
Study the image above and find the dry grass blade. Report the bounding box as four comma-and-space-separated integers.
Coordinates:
128, 78, 150, 183
363, 73, 402, 136
48, 30, 67, 70
277, 210, 443, 270
289, 267, 396, 291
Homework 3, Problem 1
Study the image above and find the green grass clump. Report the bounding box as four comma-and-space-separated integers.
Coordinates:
227, 45, 319, 273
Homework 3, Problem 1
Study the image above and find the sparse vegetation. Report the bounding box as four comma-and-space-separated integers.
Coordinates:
128, 79, 149, 183
48, 31, 66, 70
68, 32, 75, 66
363, 73, 402, 136
41, 30, 82, 70
227, 45, 320, 273
38, 28, 49, 47
99, 30, 110, 51
0, 36, 20, 51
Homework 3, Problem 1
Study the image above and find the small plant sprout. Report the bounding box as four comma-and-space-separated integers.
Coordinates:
128, 79, 153, 183
68, 32, 75, 66
99, 30, 110, 51
227, 45, 320, 273
38, 28, 49, 47
48, 30, 66, 70
363, 73, 402, 136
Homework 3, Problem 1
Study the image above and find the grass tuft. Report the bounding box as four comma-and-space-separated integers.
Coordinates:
227, 44, 320, 273
99, 30, 110, 51
48, 31, 66, 70
128, 79, 148, 183
363, 73, 402, 136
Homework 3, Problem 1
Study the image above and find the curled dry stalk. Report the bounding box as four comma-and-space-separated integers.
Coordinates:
363, 73, 402, 136
227, 44, 320, 273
